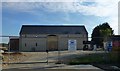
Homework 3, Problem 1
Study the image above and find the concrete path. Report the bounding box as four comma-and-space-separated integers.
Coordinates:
0, 54, 2, 71
3, 63, 104, 71
2, 51, 105, 71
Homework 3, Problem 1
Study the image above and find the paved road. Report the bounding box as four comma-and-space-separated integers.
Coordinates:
3, 64, 104, 71
2, 51, 105, 71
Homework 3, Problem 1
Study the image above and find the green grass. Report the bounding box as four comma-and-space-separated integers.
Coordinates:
68, 52, 119, 65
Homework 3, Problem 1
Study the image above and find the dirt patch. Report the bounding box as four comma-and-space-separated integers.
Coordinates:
2, 52, 29, 67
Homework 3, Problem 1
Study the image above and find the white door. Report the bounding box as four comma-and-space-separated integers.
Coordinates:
68, 39, 77, 52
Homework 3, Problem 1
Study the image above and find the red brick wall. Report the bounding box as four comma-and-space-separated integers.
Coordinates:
112, 41, 120, 51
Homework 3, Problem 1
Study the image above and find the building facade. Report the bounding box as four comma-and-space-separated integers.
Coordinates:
19, 25, 88, 52
110, 35, 120, 51
10, 37, 19, 51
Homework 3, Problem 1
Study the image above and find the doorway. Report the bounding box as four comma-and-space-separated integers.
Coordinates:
47, 35, 58, 51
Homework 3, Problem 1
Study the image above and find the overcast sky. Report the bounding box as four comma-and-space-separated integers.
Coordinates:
1, 0, 120, 43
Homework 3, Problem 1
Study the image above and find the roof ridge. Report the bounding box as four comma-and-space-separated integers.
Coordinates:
22, 25, 85, 27
20, 25, 87, 34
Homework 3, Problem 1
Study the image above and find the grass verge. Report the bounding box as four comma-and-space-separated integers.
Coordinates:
68, 52, 119, 65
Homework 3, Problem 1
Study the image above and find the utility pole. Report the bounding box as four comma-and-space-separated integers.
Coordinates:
8, 36, 10, 64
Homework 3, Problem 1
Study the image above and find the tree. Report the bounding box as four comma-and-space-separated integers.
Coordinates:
91, 22, 114, 47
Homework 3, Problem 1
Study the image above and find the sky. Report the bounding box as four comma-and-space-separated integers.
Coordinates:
1, 0, 120, 43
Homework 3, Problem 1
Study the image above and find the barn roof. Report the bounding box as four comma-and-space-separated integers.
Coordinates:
20, 25, 88, 35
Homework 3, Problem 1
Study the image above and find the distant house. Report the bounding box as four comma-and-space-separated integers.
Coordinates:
110, 35, 120, 51
19, 25, 88, 52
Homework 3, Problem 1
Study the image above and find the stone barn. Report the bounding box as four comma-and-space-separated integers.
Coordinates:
19, 25, 88, 52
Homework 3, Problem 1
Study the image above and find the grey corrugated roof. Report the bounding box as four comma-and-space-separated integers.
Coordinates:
20, 25, 88, 34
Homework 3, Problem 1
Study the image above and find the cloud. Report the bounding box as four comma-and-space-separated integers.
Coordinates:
2, 0, 120, 34
1, 0, 92, 2
106, 17, 118, 35
2, 0, 120, 18
2, 0, 119, 17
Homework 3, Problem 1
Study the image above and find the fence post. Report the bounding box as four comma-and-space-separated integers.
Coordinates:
46, 50, 48, 64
